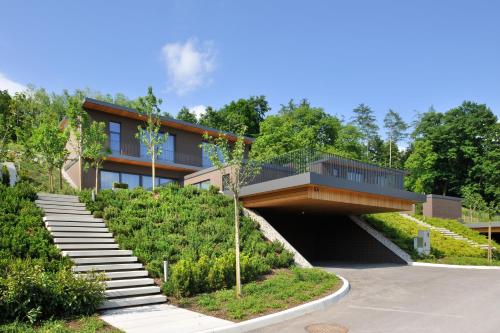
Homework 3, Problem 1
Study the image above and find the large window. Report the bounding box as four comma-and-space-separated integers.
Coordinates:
100, 170, 175, 190
109, 122, 121, 154
140, 133, 175, 162
193, 180, 211, 190
202, 142, 223, 168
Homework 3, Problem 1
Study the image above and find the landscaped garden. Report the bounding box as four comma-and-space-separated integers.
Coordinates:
0, 182, 117, 332
78, 184, 342, 318
365, 213, 500, 266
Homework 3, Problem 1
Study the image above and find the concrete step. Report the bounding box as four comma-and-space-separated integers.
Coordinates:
48, 226, 109, 233
54, 238, 116, 244
97, 270, 149, 280
44, 215, 103, 222
51, 232, 113, 238
46, 221, 106, 228
37, 195, 80, 203
106, 278, 154, 289
73, 256, 138, 265
37, 192, 79, 198
98, 294, 166, 310
105, 286, 161, 299
63, 250, 133, 257
56, 243, 119, 250
72, 263, 143, 272
42, 208, 91, 215
37, 204, 88, 211
36, 200, 85, 207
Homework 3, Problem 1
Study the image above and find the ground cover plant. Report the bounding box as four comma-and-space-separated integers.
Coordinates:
80, 184, 295, 297
364, 213, 500, 265
0, 316, 122, 333
176, 267, 340, 321
412, 214, 499, 247
0, 182, 104, 327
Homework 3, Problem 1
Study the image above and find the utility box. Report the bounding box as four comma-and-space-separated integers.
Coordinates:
414, 230, 430, 256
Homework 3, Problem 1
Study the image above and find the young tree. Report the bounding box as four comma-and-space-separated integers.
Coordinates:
135, 87, 168, 191
351, 103, 379, 160
31, 115, 69, 192
177, 106, 198, 124
65, 90, 89, 190
462, 185, 486, 223
383, 109, 408, 167
0, 90, 12, 160
202, 128, 260, 298
83, 121, 111, 192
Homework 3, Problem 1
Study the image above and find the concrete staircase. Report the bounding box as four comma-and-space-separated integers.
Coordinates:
36, 192, 166, 310
400, 213, 494, 251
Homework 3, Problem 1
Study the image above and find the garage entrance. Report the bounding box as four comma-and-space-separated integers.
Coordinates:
257, 209, 406, 265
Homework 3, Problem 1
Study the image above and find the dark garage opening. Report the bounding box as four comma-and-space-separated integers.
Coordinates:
257, 210, 406, 265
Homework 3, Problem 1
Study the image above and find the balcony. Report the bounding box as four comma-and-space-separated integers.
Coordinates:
108, 143, 204, 172
248, 148, 406, 190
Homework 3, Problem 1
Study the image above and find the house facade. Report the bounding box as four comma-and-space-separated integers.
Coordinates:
62, 98, 253, 190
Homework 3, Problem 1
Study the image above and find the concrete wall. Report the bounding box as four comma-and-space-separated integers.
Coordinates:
423, 194, 462, 220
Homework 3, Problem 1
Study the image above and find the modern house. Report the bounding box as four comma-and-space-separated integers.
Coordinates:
62, 98, 254, 190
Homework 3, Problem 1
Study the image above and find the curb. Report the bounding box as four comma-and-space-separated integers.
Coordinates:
411, 262, 500, 270
197, 275, 350, 333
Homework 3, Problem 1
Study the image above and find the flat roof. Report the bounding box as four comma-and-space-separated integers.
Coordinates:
82, 98, 255, 144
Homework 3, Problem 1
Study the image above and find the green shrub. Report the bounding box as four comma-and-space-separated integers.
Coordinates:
0, 259, 105, 323
80, 184, 293, 297
1, 165, 10, 186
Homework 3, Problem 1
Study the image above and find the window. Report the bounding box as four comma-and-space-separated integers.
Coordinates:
100, 171, 120, 189
193, 180, 211, 190
160, 135, 175, 162
202, 142, 223, 168
109, 122, 121, 154
121, 173, 140, 189
347, 171, 363, 183
142, 175, 175, 189
158, 177, 174, 186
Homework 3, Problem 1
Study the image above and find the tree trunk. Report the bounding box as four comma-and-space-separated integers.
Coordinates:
152, 153, 156, 191
59, 167, 63, 190
78, 155, 82, 191
234, 194, 242, 298
389, 138, 392, 168
95, 165, 99, 193
48, 167, 53, 192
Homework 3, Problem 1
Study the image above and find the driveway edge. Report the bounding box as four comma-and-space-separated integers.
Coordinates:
197, 275, 350, 333
411, 262, 500, 270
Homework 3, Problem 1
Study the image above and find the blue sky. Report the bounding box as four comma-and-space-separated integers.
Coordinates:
1, 0, 499, 137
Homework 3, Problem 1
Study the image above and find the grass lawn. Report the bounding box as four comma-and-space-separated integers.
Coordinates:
173, 267, 341, 321
365, 213, 500, 266
0, 316, 122, 333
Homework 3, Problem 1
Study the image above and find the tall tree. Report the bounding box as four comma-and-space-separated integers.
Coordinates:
351, 103, 379, 159
383, 109, 408, 167
65, 90, 88, 190
199, 96, 270, 137
0, 90, 12, 160
135, 87, 168, 191
202, 128, 260, 298
177, 106, 198, 124
83, 121, 110, 192
251, 99, 342, 160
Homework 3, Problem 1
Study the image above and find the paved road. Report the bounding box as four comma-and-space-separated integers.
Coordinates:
253, 262, 500, 333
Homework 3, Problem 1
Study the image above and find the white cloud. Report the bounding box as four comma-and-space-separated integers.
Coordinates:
189, 105, 206, 120
161, 39, 216, 95
0, 72, 26, 95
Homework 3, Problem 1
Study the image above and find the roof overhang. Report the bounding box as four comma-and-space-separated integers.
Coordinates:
82, 98, 255, 145
239, 172, 426, 215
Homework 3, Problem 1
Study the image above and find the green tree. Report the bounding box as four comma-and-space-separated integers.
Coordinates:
0, 90, 12, 160
351, 103, 379, 159
202, 128, 260, 298
329, 124, 364, 159
199, 96, 270, 137
31, 114, 69, 192
177, 106, 198, 124
462, 185, 487, 223
83, 121, 111, 192
404, 140, 438, 193
383, 109, 408, 167
251, 99, 342, 160
135, 87, 168, 191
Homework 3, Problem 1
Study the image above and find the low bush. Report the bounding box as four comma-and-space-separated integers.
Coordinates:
1, 165, 10, 186
0, 182, 105, 323
79, 184, 295, 297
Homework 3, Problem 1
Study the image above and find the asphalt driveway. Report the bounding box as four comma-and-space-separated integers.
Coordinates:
252, 262, 500, 333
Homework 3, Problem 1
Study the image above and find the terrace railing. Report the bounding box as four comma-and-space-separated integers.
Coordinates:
248, 148, 406, 190
114, 143, 203, 168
